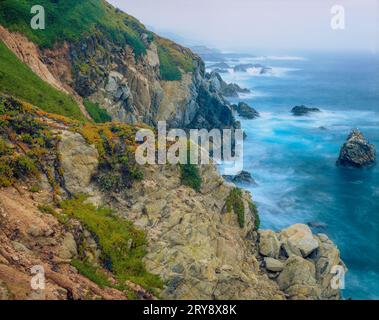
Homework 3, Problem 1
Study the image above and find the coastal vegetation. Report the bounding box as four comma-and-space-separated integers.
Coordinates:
0, 41, 85, 120
225, 188, 245, 228
60, 195, 163, 294
0, 0, 149, 57
0, 96, 60, 188
180, 162, 202, 192
157, 38, 196, 81
83, 99, 112, 123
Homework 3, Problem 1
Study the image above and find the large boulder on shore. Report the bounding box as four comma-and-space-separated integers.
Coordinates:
291, 105, 320, 116
280, 224, 319, 258
337, 129, 376, 167
257, 226, 346, 300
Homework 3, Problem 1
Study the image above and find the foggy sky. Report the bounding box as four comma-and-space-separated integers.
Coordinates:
107, 0, 379, 53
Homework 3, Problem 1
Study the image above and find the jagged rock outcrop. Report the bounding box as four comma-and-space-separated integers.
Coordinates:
0, 0, 346, 300
206, 71, 250, 98
1, 22, 238, 132
233, 63, 272, 74
337, 129, 376, 167
66, 32, 238, 131
103, 164, 284, 300
223, 170, 257, 185
258, 225, 346, 300
0, 108, 346, 300
232, 102, 260, 119
0, 187, 127, 300
291, 105, 321, 116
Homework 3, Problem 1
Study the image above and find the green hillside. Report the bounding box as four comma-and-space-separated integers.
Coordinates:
0, 0, 197, 80
0, 0, 150, 56
0, 40, 85, 120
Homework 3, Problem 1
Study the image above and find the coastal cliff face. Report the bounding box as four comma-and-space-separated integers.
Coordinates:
0, 7, 235, 131
0, 0, 345, 300
0, 97, 345, 300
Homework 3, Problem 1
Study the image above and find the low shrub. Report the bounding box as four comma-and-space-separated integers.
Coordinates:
226, 188, 245, 228
180, 163, 201, 192
71, 259, 112, 289
249, 201, 260, 229
83, 99, 112, 124
60, 195, 163, 293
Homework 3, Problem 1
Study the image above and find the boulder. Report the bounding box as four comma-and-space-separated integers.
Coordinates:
264, 257, 284, 272
291, 105, 320, 116
233, 102, 260, 119
277, 256, 320, 299
258, 230, 281, 258
311, 234, 346, 299
58, 233, 78, 260
58, 131, 99, 194
280, 224, 319, 258
336, 129, 376, 167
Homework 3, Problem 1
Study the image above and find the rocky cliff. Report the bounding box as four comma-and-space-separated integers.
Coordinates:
0, 1, 236, 131
0, 97, 346, 300
0, 0, 346, 300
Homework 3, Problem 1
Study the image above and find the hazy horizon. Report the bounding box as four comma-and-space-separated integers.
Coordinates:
107, 0, 379, 54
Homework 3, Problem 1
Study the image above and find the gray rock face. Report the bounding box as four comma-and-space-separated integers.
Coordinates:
207, 71, 250, 98
291, 105, 320, 116
233, 102, 260, 119
70, 33, 238, 131
337, 129, 376, 167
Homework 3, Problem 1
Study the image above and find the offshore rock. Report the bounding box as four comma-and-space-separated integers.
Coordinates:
291, 105, 320, 116
233, 102, 260, 119
336, 129, 376, 167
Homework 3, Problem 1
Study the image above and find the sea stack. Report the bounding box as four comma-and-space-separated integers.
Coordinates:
291, 105, 320, 116
337, 129, 376, 167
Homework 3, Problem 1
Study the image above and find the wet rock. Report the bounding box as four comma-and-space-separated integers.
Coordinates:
233, 102, 260, 119
207, 71, 250, 98
223, 170, 257, 185
336, 129, 376, 167
291, 105, 320, 116
307, 221, 328, 232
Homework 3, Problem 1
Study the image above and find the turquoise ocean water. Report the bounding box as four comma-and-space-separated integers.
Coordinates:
212, 52, 379, 299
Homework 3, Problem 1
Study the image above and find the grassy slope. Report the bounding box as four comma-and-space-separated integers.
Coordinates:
83, 98, 111, 123
0, 40, 86, 120
0, 0, 197, 80
0, 0, 148, 54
